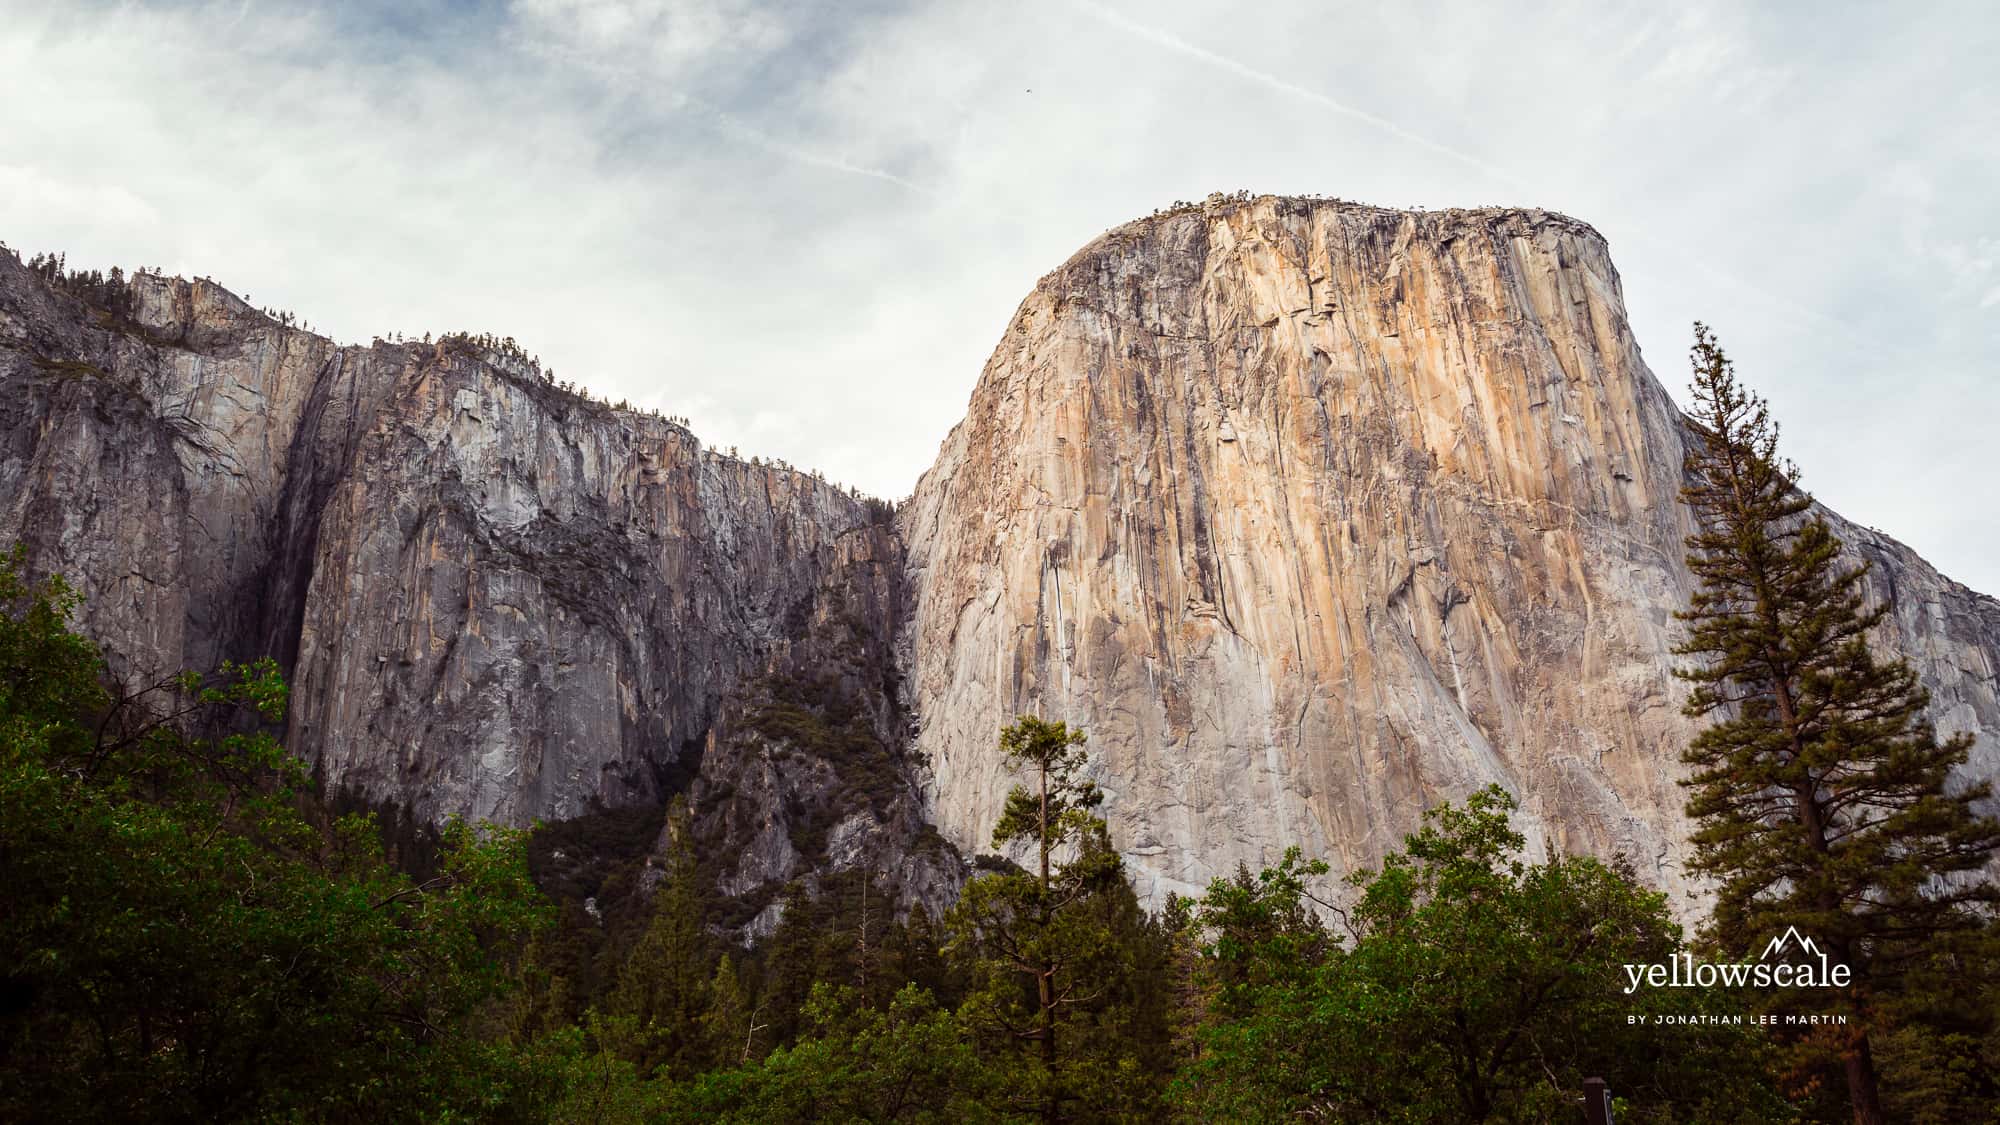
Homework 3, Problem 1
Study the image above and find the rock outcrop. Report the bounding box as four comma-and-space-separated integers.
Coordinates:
898, 194, 2000, 906
3, 193, 1997, 919
0, 250, 953, 920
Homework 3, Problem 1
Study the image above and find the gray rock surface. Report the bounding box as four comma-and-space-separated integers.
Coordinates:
3, 195, 1996, 919
898, 194, 2000, 907
0, 249, 953, 916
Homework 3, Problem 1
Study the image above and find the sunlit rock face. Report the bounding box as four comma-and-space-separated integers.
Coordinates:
898, 195, 2000, 906
3, 194, 1996, 918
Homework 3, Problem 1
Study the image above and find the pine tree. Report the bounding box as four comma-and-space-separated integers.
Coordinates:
754, 882, 836, 1050
701, 954, 753, 1065
946, 716, 1137, 1122
602, 795, 714, 1078
1673, 324, 2000, 1124
880, 905, 956, 1011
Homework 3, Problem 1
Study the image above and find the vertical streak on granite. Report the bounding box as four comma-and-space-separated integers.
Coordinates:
899, 196, 2000, 907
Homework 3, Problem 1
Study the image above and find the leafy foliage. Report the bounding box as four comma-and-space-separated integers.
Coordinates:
1171, 787, 1792, 1123
0, 548, 550, 1122
657, 984, 1007, 1123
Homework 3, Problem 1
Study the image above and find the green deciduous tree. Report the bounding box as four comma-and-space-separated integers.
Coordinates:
1184, 847, 1337, 1021
0, 548, 550, 1122
702, 953, 754, 1066
659, 983, 1006, 1123
1171, 787, 1790, 1124
1673, 325, 2000, 1123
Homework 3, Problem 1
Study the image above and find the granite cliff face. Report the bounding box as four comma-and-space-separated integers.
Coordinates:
898, 195, 2000, 906
3, 194, 1997, 918
0, 250, 955, 920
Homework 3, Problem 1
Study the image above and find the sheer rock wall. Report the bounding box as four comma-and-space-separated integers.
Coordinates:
898, 196, 2000, 904
5, 196, 1996, 915
0, 250, 949, 913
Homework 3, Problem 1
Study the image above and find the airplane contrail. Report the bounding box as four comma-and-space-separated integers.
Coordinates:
520, 38, 931, 196
693, 98, 934, 197
1068, 0, 1529, 190
1069, 0, 1865, 345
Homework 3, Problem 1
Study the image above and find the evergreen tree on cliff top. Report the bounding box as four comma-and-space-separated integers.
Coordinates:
1672, 324, 2000, 1124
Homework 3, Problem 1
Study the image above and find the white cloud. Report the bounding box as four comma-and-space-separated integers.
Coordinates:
1067, 0, 1529, 190
0, 164, 159, 229
511, 0, 790, 69
1, 0, 1995, 592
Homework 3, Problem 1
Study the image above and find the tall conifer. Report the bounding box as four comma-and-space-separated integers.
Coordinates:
1673, 324, 2000, 1124
947, 716, 1134, 1122
603, 795, 714, 1078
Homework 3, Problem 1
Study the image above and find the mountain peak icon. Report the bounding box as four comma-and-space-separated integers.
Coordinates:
1759, 926, 1822, 961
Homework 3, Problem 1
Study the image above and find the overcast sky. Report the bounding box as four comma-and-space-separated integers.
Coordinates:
4, 1, 1995, 592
